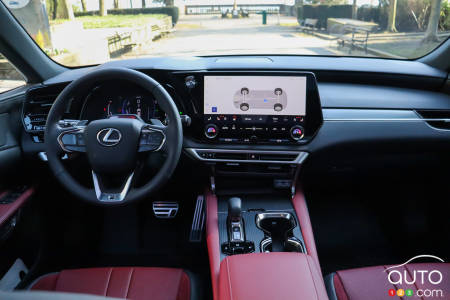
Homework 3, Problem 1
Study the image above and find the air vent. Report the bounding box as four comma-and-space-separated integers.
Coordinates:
416, 110, 450, 130
259, 153, 298, 161
187, 149, 308, 165
214, 152, 248, 160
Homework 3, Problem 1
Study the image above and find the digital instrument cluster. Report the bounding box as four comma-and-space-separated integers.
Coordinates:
80, 82, 166, 123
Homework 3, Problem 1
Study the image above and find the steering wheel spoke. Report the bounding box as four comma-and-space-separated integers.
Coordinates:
57, 123, 87, 153
92, 171, 134, 202
138, 124, 166, 152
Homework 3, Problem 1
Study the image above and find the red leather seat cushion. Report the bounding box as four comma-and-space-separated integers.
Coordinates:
31, 267, 190, 300
331, 263, 450, 300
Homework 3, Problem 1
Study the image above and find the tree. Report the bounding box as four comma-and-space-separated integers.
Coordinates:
54, 0, 74, 19
142, 0, 146, 8
81, 0, 87, 11
99, 0, 107, 16
52, 0, 57, 19
352, 0, 357, 19
114, 0, 119, 9
423, 0, 442, 42
387, 0, 398, 32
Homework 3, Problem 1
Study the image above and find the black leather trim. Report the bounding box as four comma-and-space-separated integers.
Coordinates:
184, 269, 203, 300
324, 273, 338, 300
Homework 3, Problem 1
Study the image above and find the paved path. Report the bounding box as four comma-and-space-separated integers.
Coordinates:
0, 80, 25, 93
123, 15, 343, 58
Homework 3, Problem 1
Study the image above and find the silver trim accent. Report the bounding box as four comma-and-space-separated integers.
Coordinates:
255, 212, 296, 235
229, 220, 245, 242
290, 125, 304, 140
185, 148, 309, 165
153, 201, 179, 218
210, 176, 216, 193
260, 237, 305, 253
96, 128, 122, 146
189, 195, 206, 242
92, 171, 134, 202
204, 124, 219, 139
57, 127, 84, 153
140, 126, 166, 152
38, 152, 68, 161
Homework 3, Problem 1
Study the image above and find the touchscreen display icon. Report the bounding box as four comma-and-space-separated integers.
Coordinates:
234, 87, 287, 112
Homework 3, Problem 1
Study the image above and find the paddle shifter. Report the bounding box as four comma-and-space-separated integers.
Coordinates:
221, 197, 255, 255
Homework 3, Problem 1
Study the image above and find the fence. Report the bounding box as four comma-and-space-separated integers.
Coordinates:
185, 5, 280, 15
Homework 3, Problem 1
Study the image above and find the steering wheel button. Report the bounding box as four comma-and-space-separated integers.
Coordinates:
140, 133, 149, 145
61, 134, 77, 145
76, 133, 85, 146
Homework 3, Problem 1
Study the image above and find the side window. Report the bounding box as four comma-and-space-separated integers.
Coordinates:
0, 54, 26, 93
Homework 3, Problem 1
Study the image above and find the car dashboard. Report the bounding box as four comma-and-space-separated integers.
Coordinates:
17, 56, 450, 178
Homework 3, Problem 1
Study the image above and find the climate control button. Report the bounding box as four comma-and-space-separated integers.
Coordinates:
205, 124, 219, 139
290, 125, 304, 141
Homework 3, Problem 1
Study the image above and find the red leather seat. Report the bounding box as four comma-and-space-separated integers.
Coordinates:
326, 263, 450, 300
30, 267, 191, 300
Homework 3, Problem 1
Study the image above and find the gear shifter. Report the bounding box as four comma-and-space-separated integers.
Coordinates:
228, 197, 244, 241
222, 197, 255, 255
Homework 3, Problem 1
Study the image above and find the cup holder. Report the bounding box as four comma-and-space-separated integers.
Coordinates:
255, 212, 304, 253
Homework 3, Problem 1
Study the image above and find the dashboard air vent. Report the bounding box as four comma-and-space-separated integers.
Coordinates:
416, 110, 450, 130
259, 153, 298, 161
189, 149, 308, 165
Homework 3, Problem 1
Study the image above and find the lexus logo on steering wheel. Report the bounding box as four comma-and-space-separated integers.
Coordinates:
97, 128, 122, 146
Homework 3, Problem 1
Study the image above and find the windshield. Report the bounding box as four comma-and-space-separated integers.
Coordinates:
2, 0, 449, 66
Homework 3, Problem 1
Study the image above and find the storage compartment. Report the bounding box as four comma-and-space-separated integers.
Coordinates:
218, 253, 328, 300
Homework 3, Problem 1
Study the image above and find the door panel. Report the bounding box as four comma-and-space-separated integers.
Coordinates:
0, 92, 25, 179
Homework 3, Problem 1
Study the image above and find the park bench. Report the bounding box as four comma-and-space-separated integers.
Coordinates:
299, 18, 319, 34
337, 25, 371, 53
107, 16, 174, 58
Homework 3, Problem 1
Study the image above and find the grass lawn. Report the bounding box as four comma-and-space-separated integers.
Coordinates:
78, 14, 167, 29
368, 38, 442, 59
50, 14, 167, 29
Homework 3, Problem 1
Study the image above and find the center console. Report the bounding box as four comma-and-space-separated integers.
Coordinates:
218, 195, 305, 258
205, 190, 326, 300
219, 253, 328, 300
181, 70, 326, 300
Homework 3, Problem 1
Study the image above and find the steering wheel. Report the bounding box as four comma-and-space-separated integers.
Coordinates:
44, 67, 183, 205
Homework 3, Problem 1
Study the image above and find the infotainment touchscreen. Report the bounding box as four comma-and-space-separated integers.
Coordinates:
204, 76, 306, 116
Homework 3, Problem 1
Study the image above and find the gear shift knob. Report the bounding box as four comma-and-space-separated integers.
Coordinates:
228, 197, 242, 223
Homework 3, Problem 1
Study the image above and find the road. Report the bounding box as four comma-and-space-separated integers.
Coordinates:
123, 14, 344, 58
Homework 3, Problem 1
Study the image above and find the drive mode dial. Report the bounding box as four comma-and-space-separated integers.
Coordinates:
290, 125, 304, 141
205, 124, 219, 139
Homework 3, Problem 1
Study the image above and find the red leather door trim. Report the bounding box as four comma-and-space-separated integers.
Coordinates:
219, 253, 329, 300
0, 187, 35, 227
205, 190, 220, 300
291, 187, 323, 277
